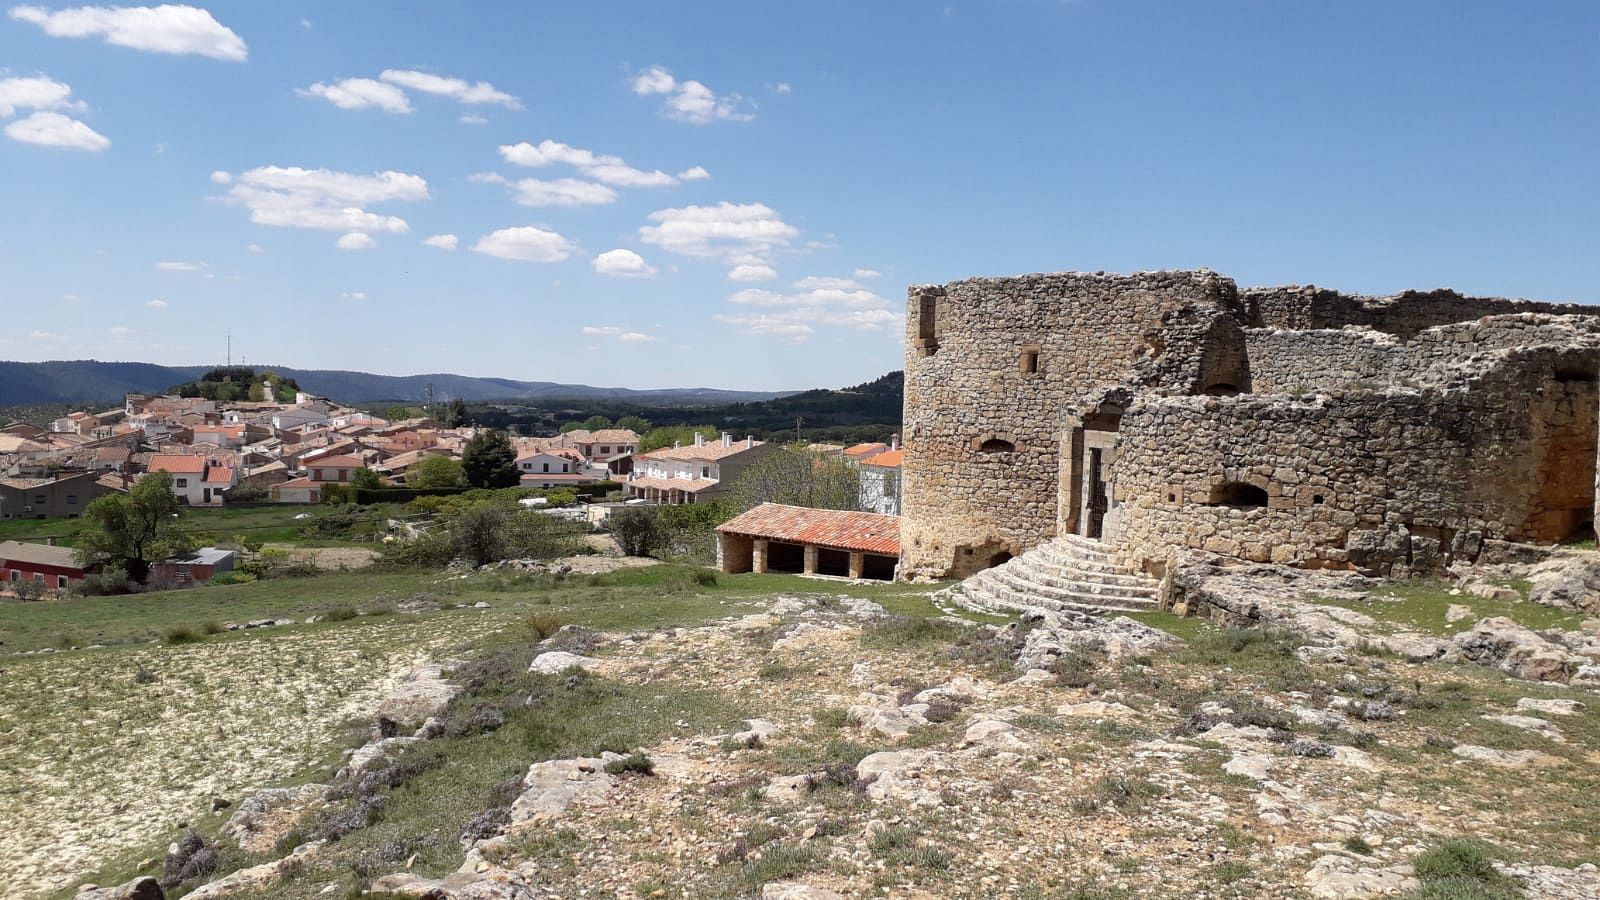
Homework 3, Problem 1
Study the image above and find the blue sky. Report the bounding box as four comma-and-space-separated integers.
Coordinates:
1, 1, 1596, 391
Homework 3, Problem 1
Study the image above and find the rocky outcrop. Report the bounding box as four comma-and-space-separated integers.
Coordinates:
74, 878, 164, 900
1013, 606, 1178, 671
1449, 617, 1590, 683
527, 651, 600, 675
376, 660, 459, 734
218, 784, 327, 853
1526, 555, 1600, 615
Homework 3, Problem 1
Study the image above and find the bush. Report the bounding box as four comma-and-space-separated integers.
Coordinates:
206, 571, 256, 586
12, 579, 47, 601
163, 625, 204, 644
610, 506, 665, 557
325, 605, 359, 621
603, 752, 655, 776
524, 612, 565, 641
1411, 838, 1518, 898
77, 566, 131, 596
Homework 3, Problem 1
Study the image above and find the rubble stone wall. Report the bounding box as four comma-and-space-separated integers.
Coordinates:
1245, 286, 1594, 337
1111, 348, 1599, 577
899, 270, 1243, 579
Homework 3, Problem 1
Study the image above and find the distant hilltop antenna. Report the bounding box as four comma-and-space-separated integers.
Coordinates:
226, 332, 232, 367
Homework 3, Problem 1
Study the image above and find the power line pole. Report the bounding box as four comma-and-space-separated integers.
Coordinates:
795, 416, 804, 443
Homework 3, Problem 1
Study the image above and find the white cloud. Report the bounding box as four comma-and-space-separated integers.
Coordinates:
340, 291, 367, 301
336, 232, 376, 250
4, 110, 109, 150
472, 225, 575, 263
10, 3, 246, 60
775, 82, 792, 94
677, 165, 710, 181
715, 274, 901, 341
298, 78, 412, 114
246, 243, 263, 253
145, 298, 167, 309
498, 139, 680, 188
29, 329, 67, 341
853, 267, 882, 280
108, 324, 134, 338
209, 169, 231, 184
583, 325, 658, 343
0, 74, 82, 116
378, 69, 520, 108
154, 260, 203, 271
459, 113, 487, 125
639, 202, 797, 261
217, 165, 428, 233
591, 248, 656, 279
727, 263, 776, 282
422, 233, 458, 251
506, 177, 617, 207
631, 65, 752, 124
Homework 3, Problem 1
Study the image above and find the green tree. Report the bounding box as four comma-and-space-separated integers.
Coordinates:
76, 471, 196, 583
445, 398, 469, 428
463, 429, 520, 489
408, 455, 467, 489
247, 381, 266, 402
727, 444, 861, 513
452, 505, 507, 566
350, 467, 383, 490
580, 414, 612, 432
610, 506, 666, 557
638, 424, 721, 453
614, 415, 651, 434
558, 421, 582, 434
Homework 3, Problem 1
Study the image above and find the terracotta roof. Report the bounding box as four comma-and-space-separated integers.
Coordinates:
307, 454, 364, 468
860, 449, 903, 468
716, 503, 901, 556
640, 438, 765, 462
148, 454, 208, 474
519, 473, 599, 484
843, 442, 888, 459
0, 540, 83, 571
626, 475, 720, 493
204, 466, 234, 484
273, 477, 319, 489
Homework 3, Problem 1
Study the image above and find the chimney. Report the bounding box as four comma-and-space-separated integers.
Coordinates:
721, 432, 731, 447
694, 432, 704, 447
890, 433, 899, 451
673, 440, 681, 449
745, 435, 754, 448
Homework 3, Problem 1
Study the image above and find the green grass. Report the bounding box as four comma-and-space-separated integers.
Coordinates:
1406, 838, 1522, 899
0, 503, 408, 549
1312, 578, 1585, 637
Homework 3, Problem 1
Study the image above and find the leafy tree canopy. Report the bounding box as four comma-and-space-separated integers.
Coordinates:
408, 455, 467, 489
462, 428, 520, 489
76, 471, 196, 583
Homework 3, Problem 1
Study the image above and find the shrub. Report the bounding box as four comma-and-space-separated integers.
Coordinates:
603, 752, 655, 776
861, 615, 967, 647
207, 571, 256, 586
133, 664, 157, 685
325, 605, 359, 622
523, 612, 564, 641
78, 566, 131, 596
200, 620, 224, 635
1049, 649, 1098, 688
1412, 839, 1512, 889
1343, 836, 1375, 855
163, 625, 204, 644
610, 507, 665, 557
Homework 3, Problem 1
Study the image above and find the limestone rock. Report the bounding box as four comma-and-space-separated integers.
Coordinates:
1516, 697, 1585, 716
218, 783, 327, 853
762, 884, 846, 900
528, 650, 600, 675
1450, 617, 1589, 683
342, 736, 418, 779
1527, 556, 1600, 615
1223, 752, 1275, 782
1451, 744, 1553, 768
762, 774, 815, 804
1055, 700, 1136, 719
962, 715, 1028, 752
1303, 854, 1417, 899
508, 758, 613, 824
856, 749, 948, 806
375, 660, 458, 734
74, 878, 164, 900
1483, 713, 1565, 742
183, 841, 322, 899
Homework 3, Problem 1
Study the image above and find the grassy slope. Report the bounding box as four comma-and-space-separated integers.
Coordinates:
0, 503, 406, 549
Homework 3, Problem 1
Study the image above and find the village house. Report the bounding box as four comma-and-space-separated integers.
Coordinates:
269, 477, 322, 504
304, 454, 365, 483
151, 547, 236, 587
858, 446, 904, 516
716, 503, 901, 581
0, 471, 119, 519
516, 449, 597, 489
147, 453, 235, 506
625, 433, 774, 504
0, 539, 88, 593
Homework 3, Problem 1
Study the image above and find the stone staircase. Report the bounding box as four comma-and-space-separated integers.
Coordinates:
939, 534, 1160, 616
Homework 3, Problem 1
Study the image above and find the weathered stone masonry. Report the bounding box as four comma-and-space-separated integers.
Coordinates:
900, 269, 1599, 581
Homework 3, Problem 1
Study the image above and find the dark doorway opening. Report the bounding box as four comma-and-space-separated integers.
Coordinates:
861, 554, 898, 581
767, 541, 805, 573
1207, 482, 1269, 508
1087, 447, 1108, 538
987, 551, 1013, 569
815, 547, 850, 577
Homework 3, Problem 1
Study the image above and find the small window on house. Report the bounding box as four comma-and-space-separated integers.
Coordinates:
701, 466, 710, 478
543, 463, 550, 473
34, 573, 44, 584
57, 575, 67, 589
1206, 481, 1269, 508
978, 438, 1015, 453
66, 494, 77, 505
175, 478, 187, 488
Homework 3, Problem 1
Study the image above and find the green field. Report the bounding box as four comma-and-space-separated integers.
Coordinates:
0, 502, 407, 548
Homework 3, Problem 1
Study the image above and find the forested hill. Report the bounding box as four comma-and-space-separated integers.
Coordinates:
0, 360, 794, 405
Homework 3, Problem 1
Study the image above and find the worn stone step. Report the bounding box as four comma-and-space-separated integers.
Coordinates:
998, 555, 1153, 589
971, 571, 1157, 613
983, 563, 1156, 601
963, 581, 1156, 616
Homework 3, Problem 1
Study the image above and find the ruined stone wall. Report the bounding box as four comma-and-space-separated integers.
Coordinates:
900, 270, 1244, 580
1110, 345, 1600, 577
1246, 286, 1594, 338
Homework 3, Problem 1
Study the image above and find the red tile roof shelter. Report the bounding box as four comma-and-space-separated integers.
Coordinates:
715, 503, 901, 580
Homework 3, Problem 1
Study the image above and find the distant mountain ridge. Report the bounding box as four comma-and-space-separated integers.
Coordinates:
0, 360, 795, 406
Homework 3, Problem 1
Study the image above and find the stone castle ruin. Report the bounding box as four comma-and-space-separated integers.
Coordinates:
900, 270, 1600, 602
